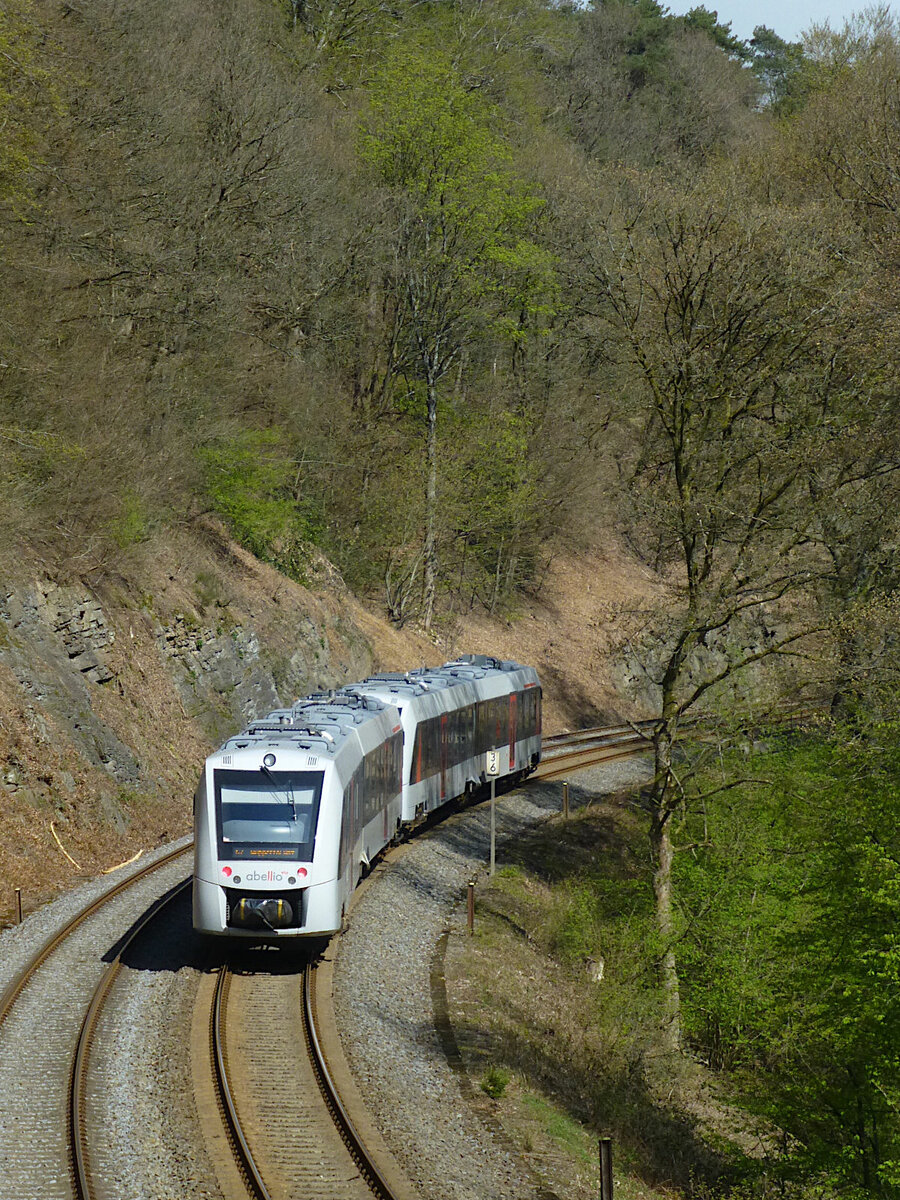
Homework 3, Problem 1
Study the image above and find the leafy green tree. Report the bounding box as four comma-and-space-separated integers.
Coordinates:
359, 38, 554, 628
749, 25, 807, 111
597, 0, 673, 91
677, 727, 900, 1196
441, 408, 543, 613
201, 429, 314, 578
680, 6, 749, 60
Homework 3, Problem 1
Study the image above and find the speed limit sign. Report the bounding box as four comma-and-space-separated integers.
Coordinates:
486, 750, 501, 776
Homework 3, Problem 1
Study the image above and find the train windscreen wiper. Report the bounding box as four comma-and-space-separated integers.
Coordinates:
260, 764, 298, 821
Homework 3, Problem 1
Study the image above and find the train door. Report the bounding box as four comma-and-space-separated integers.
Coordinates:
351, 775, 358, 845
413, 726, 422, 784
440, 712, 448, 800
509, 692, 517, 771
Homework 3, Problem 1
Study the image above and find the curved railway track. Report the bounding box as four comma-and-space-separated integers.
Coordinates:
199, 722, 650, 1200
209, 957, 406, 1200
70, 876, 192, 1200
534, 721, 655, 781
0, 722, 651, 1200
0, 844, 193, 1200
535, 708, 813, 783
0, 842, 190, 1032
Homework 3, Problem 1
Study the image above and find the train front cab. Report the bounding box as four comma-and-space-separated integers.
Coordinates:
192, 756, 344, 939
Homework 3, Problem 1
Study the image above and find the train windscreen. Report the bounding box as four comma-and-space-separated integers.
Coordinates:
214, 769, 323, 861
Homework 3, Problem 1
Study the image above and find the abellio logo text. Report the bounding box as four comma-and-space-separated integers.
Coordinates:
222, 864, 308, 882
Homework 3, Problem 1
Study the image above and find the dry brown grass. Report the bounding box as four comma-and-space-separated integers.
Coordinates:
443, 540, 663, 732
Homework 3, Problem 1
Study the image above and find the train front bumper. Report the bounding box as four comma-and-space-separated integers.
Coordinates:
192, 876, 341, 938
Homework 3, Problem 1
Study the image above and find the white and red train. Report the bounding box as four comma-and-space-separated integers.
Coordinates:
192, 655, 542, 939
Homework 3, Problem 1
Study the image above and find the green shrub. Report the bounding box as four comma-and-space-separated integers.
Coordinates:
479, 1064, 511, 1098
109, 490, 151, 548
200, 429, 315, 579
550, 881, 602, 964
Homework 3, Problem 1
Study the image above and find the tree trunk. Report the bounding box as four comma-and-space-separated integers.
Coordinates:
650, 720, 682, 1050
650, 807, 682, 1050
423, 378, 438, 631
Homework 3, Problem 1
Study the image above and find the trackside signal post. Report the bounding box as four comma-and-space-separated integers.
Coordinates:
486, 750, 501, 875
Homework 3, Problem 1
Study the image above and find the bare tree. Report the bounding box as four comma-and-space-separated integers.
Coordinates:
577, 175, 845, 1045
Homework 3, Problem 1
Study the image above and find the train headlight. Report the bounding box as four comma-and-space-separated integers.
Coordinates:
263, 753, 276, 768
233, 876, 241, 884
289, 876, 296, 885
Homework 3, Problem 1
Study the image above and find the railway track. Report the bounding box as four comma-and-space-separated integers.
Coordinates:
0, 721, 653, 1200
197, 722, 650, 1200
534, 721, 655, 781
534, 707, 814, 783
0, 842, 190, 1033
208, 956, 410, 1200
70, 877, 192, 1200
0, 842, 193, 1200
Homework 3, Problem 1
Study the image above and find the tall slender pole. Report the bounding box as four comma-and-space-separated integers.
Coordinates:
490, 777, 496, 876
599, 1137, 613, 1200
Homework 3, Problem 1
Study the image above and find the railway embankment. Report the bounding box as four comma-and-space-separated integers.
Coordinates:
440, 780, 772, 1200
0, 527, 395, 923
0, 745, 653, 1200
0, 528, 648, 927
332, 757, 652, 1200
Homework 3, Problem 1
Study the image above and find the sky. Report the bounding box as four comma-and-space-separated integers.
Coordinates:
664, 1, 896, 42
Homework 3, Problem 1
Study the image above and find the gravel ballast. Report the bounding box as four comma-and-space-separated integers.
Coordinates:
0, 762, 651, 1200
333, 761, 651, 1200
87, 888, 223, 1200
0, 840, 195, 1200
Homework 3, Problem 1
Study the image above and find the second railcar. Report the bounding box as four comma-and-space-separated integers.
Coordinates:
351, 654, 542, 821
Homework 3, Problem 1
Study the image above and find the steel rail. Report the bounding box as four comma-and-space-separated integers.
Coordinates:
542, 720, 657, 747
210, 959, 400, 1200
541, 705, 818, 753
540, 730, 652, 762
210, 964, 274, 1200
69, 876, 192, 1200
533, 727, 654, 782
302, 963, 399, 1200
533, 706, 817, 782
532, 744, 652, 782
0, 843, 191, 1032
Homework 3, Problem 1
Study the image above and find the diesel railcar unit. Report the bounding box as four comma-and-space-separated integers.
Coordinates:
192, 655, 541, 940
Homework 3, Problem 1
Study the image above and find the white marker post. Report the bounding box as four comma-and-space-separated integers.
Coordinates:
486, 750, 501, 875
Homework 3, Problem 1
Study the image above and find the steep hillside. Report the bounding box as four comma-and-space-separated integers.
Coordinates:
0, 524, 649, 926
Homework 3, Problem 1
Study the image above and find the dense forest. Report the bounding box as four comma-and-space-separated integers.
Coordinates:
2, 0, 900, 1194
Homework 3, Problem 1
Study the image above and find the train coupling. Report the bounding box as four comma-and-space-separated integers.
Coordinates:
230, 896, 295, 930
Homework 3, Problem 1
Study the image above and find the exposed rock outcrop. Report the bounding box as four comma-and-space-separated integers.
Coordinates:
0, 527, 380, 919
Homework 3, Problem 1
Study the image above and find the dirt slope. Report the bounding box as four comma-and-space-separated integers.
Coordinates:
0, 525, 652, 924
